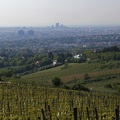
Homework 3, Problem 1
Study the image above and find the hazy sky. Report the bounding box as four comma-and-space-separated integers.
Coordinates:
0, 0, 120, 27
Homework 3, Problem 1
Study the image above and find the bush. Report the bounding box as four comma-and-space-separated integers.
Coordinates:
51, 77, 62, 87
71, 84, 90, 92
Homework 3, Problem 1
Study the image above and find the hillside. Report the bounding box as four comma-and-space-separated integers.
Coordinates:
18, 62, 120, 92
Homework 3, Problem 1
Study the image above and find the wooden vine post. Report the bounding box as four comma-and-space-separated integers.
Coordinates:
115, 105, 119, 120
73, 107, 77, 120
41, 108, 46, 120
86, 107, 90, 120
95, 107, 98, 120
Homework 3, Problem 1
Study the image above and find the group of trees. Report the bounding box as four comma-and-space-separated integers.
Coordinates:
0, 46, 119, 78
85, 46, 120, 63
0, 49, 53, 77
102, 46, 120, 52
0, 48, 87, 77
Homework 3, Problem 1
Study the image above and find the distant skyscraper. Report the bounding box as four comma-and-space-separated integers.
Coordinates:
52, 25, 54, 28
18, 30, 25, 36
28, 30, 34, 36
55, 23, 59, 28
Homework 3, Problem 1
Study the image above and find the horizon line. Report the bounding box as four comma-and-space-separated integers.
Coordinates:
0, 24, 120, 28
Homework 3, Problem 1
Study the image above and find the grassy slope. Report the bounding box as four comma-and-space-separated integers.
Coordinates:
19, 63, 120, 92
85, 77, 120, 92
21, 63, 96, 83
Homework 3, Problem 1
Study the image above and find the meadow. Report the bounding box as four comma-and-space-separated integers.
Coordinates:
17, 62, 120, 92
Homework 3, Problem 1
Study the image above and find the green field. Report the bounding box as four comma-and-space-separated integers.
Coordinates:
13, 62, 120, 92
20, 63, 97, 83
1, 63, 120, 119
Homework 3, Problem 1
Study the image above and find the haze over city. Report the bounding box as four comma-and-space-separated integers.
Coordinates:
0, 0, 120, 27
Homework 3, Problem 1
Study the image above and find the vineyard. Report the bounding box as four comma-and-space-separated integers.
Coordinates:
0, 83, 120, 120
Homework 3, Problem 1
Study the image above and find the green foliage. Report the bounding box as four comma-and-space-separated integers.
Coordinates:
102, 46, 120, 52
47, 52, 54, 60
21, 63, 97, 85
71, 83, 90, 92
0, 49, 55, 76
1, 47, 120, 93
1, 70, 13, 77
97, 62, 120, 70
0, 83, 119, 119
105, 82, 120, 93
0, 46, 119, 78
21, 61, 120, 92
55, 53, 65, 63
51, 77, 62, 86
84, 73, 120, 84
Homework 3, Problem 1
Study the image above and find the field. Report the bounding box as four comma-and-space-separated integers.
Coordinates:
16, 63, 120, 92
0, 83, 120, 120
1, 62, 120, 119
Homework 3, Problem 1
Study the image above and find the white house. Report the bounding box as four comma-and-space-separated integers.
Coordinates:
73, 54, 82, 59
53, 60, 61, 66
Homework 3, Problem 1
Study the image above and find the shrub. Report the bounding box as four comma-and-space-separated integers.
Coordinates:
71, 84, 90, 92
51, 77, 62, 87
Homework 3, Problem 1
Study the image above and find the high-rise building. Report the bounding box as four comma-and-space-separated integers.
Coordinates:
18, 30, 25, 36
55, 23, 59, 28
28, 30, 34, 36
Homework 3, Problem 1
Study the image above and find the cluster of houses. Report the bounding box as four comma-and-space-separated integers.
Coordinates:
52, 54, 84, 66
35, 54, 85, 67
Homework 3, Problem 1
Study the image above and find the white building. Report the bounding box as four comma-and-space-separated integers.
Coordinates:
73, 54, 82, 59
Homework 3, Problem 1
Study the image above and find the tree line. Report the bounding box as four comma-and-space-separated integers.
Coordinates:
0, 46, 120, 78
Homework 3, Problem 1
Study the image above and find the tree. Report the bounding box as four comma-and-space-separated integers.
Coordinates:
102, 46, 120, 52
51, 77, 62, 87
64, 59, 68, 68
48, 52, 54, 60
56, 53, 65, 63
1, 70, 13, 77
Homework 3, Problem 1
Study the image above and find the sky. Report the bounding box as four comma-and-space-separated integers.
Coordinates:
0, 0, 120, 27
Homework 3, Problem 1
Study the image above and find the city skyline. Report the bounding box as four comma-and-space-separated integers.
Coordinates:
0, 0, 120, 27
